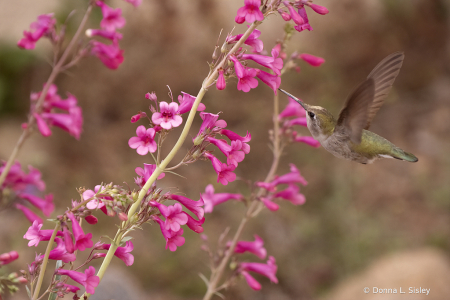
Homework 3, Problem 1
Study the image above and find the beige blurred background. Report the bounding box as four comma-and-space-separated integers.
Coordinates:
1, 0, 450, 299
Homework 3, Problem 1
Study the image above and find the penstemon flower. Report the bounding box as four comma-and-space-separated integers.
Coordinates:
57, 266, 100, 294
128, 125, 157, 155
17, 14, 56, 50
235, 0, 264, 24
201, 184, 243, 213
152, 101, 183, 129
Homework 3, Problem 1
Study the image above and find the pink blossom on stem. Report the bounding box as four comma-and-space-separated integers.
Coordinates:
40, 238, 76, 263
204, 153, 236, 185
261, 196, 279, 211
177, 92, 206, 114
237, 68, 259, 93
23, 220, 63, 247
256, 69, 281, 93
278, 9, 291, 21
216, 69, 226, 90
97, 241, 134, 266
0, 251, 19, 266
219, 129, 251, 154
274, 184, 306, 205
34, 113, 52, 137
227, 29, 263, 53
57, 266, 99, 294
152, 216, 186, 251
201, 184, 243, 213
234, 235, 267, 259
207, 137, 233, 156
239, 256, 278, 284
242, 51, 283, 76
284, 1, 304, 25
96, 1, 126, 31
128, 125, 157, 155
61, 284, 80, 293
195, 112, 227, 138
241, 271, 262, 290
293, 135, 320, 148
299, 53, 325, 67
145, 92, 157, 102
182, 212, 205, 233
85, 215, 98, 224
91, 41, 124, 69
227, 140, 246, 167
235, 0, 264, 24
67, 212, 93, 251
63, 226, 75, 254
152, 101, 182, 129
84, 185, 111, 214
17, 14, 56, 50
309, 3, 329, 15
15, 204, 43, 224
1, 161, 45, 192
279, 97, 306, 119
294, 7, 313, 32
86, 29, 123, 41
169, 194, 205, 220
229, 56, 245, 79
152, 202, 188, 232
41, 106, 83, 139
20, 193, 54, 217
134, 163, 165, 187
130, 111, 147, 123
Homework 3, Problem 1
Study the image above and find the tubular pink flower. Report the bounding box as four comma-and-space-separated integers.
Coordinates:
286, 117, 308, 127
201, 184, 243, 213
293, 135, 320, 148
96, 1, 126, 31
166, 228, 185, 251
15, 204, 43, 224
91, 41, 124, 69
207, 136, 233, 155
85, 215, 98, 224
284, 1, 304, 25
242, 53, 283, 76
236, 0, 264, 24
0, 251, 19, 266
274, 184, 306, 205
153, 202, 188, 232
41, 106, 83, 140
274, 164, 308, 186
204, 153, 237, 185
97, 241, 134, 266
84, 185, 110, 214
134, 163, 165, 187
239, 256, 278, 284
235, 14, 245, 24
235, 235, 267, 259
229, 56, 245, 79
256, 69, 281, 93
20, 193, 54, 217
309, 3, 329, 15
40, 238, 76, 263
294, 7, 313, 32
130, 111, 147, 123
128, 125, 157, 155
67, 212, 93, 251
152, 101, 183, 129
278, 9, 291, 21
177, 92, 206, 114
17, 14, 56, 50
220, 129, 251, 154
146, 92, 157, 102
57, 266, 99, 294
227, 140, 246, 167
279, 97, 306, 119
241, 271, 262, 290
216, 69, 226, 90
182, 212, 205, 233
86, 29, 123, 41
299, 53, 325, 67
227, 29, 263, 53
23, 220, 63, 247
62, 284, 80, 293
33, 113, 52, 137
261, 197, 279, 211
237, 68, 259, 93
63, 226, 75, 254
1, 162, 45, 192
169, 194, 205, 220
195, 112, 227, 139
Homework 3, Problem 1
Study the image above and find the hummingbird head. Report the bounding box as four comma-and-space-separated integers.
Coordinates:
278, 89, 336, 141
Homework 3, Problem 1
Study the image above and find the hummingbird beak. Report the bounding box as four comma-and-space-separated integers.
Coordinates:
278, 89, 308, 110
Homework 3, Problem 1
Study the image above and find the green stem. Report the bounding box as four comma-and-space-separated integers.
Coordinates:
32, 223, 61, 300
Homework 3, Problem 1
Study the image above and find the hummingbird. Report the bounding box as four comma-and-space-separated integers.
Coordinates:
279, 52, 418, 164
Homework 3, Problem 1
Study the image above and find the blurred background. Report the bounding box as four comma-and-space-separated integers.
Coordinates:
1, 0, 450, 299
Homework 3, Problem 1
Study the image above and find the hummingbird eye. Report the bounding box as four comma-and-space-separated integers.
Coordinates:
308, 111, 316, 119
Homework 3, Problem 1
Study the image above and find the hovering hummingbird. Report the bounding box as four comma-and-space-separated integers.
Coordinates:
279, 52, 418, 164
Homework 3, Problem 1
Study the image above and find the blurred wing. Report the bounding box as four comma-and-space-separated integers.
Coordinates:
337, 78, 375, 144
365, 51, 404, 129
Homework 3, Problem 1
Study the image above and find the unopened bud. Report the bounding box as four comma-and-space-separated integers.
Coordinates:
212, 46, 219, 60
145, 92, 157, 102
193, 135, 204, 146
118, 212, 128, 221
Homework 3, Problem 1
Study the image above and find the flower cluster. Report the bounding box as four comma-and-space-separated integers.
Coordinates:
17, 13, 56, 50
30, 84, 83, 140
277, 1, 329, 33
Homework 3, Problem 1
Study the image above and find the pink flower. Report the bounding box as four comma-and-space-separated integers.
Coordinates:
257, 164, 307, 191
293, 135, 320, 148
207, 137, 232, 156
237, 68, 259, 93
239, 256, 278, 288
273, 184, 305, 205
227, 140, 246, 167
153, 202, 188, 232
15, 204, 43, 224
17, 14, 56, 50
219, 129, 251, 154
91, 41, 124, 69
204, 153, 237, 185
152, 216, 186, 251
235, 0, 264, 24
183, 212, 205, 233
242, 51, 283, 76
40, 238, 76, 263
241, 271, 262, 290
67, 212, 93, 251
294, 7, 313, 32
1, 161, 45, 192
84, 185, 110, 214
279, 97, 306, 119
130, 111, 147, 123
96, 1, 126, 31
261, 196, 279, 211
63, 225, 75, 254
195, 112, 227, 138
23, 220, 63, 247
85, 215, 98, 224
86, 29, 123, 41
284, 1, 304, 25
227, 29, 263, 53
40, 106, 83, 140
152, 102, 183, 130
229, 56, 245, 79
128, 125, 157, 155
256, 69, 281, 93
169, 194, 205, 220
177, 92, 206, 114
201, 184, 243, 213
234, 235, 267, 259
278, 9, 291, 21
146, 92, 157, 102
57, 266, 99, 294
34, 112, 51, 137
216, 69, 226, 90
299, 53, 325, 67
0, 251, 19, 266
97, 241, 134, 266
309, 3, 329, 15
134, 163, 165, 187
20, 193, 54, 217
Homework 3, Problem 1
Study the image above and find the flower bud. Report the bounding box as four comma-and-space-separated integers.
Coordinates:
118, 212, 128, 221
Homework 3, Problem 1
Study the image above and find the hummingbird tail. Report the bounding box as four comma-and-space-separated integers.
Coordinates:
392, 148, 419, 163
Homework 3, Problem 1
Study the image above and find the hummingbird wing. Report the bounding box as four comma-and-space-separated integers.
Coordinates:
364, 51, 404, 129
337, 78, 375, 144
